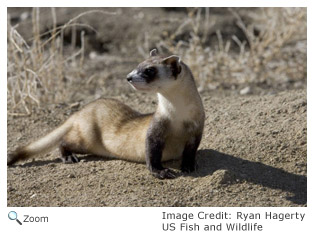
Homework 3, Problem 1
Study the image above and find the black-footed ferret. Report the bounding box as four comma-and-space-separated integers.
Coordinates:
8, 49, 205, 179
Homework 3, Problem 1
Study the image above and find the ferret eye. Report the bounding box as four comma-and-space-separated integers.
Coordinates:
144, 67, 156, 76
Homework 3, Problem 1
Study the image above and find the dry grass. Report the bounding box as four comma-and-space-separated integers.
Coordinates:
7, 8, 115, 116
156, 7, 307, 92
7, 8, 306, 116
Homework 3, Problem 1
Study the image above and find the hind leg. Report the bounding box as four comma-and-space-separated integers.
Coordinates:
59, 142, 80, 164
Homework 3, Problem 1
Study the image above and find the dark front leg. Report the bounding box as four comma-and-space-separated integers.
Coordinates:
146, 136, 177, 179
146, 120, 177, 179
181, 135, 202, 173
145, 136, 163, 171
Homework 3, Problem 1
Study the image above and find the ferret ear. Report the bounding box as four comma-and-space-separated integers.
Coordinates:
161, 55, 182, 78
150, 49, 158, 57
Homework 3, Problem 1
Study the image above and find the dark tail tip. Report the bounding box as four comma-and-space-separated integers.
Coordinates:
7, 153, 18, 166
7, 148, 29, 166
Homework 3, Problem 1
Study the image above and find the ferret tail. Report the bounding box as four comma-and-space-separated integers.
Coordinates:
7, 119, 73, 166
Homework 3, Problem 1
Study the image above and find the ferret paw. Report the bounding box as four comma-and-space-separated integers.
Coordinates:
152, 168, 177, 179
61, 154, 80, 164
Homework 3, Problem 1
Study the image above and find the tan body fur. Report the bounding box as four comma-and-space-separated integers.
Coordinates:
63, 99, 151, 162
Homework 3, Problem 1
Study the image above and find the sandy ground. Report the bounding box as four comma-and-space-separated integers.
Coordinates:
7, 89, 306, 207
7, 7, 306, 207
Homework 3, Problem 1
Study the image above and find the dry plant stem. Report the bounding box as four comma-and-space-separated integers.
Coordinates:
202, 7, 210, 45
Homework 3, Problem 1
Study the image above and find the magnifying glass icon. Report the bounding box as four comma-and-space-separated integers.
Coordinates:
8, 211, 22, 225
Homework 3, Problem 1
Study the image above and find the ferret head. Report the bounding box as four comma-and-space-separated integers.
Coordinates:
126, 49, 182, 92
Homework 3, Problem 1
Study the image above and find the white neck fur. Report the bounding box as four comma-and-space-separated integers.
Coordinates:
156, 78, 202, 122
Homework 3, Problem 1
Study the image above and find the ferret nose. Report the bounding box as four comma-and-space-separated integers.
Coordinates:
126, 74, 132, 82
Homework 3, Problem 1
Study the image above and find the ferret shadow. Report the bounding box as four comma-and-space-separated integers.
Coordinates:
10, 155, 105, 167
187, 149, 307, 205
